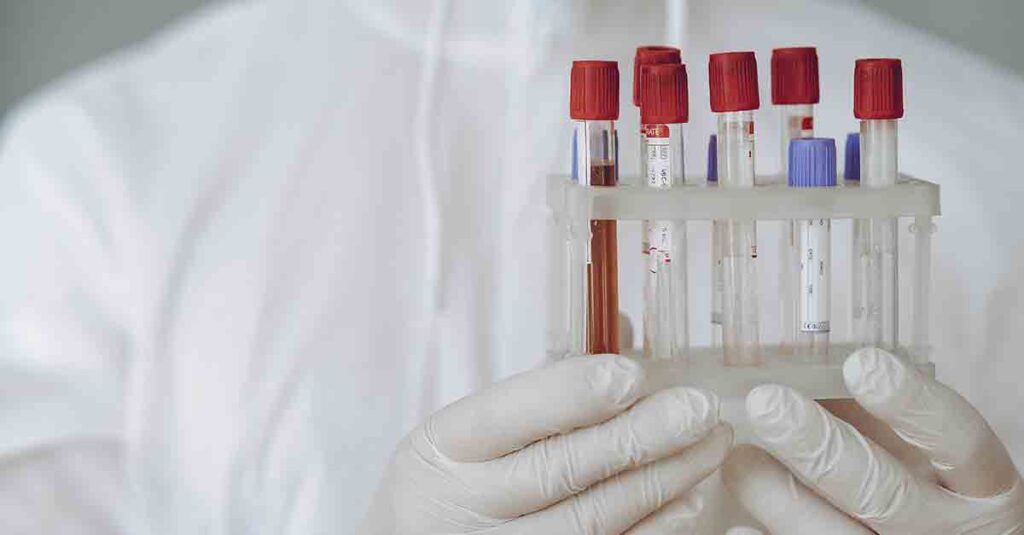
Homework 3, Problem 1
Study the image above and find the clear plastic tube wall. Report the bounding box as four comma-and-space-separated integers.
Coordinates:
778, 103, 814, 354
641, 122, 687, 359
851, 58, 903, 351
855, 119, 899, 349
716, 110, 760, 365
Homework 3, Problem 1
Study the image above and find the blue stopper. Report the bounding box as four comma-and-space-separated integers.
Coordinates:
788, 137, 837, 188
844, 132, 860, 181
707, 134, 718, 182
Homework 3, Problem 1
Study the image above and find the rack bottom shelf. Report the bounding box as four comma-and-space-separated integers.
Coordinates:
631, 344, 933, 400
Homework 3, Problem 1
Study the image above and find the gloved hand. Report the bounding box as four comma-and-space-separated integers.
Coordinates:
361, 355, 732, 534
723, 347, 1024, 534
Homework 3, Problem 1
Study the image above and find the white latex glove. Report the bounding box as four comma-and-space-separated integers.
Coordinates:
361, 355, 732, 534
723, 347, 1024, 534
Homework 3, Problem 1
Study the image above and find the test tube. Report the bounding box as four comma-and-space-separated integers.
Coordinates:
852, 59, 903, 350
708, 134, 722, 347
633, 47, 682, 353
788, 138, 837, 358
771, 47, 819, 354
639, 63, 689, 360
709, 51, 761, 366
846, 131, 867, 339
570, 60, 621, 355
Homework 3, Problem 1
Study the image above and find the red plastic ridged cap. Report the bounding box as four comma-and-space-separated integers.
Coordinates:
771, 47, 819, 105
854, 58, 904, 119
633, 46, 681, 107
709, 51, 760, 112
570, 60, 620, 120
640, 64, 688, 124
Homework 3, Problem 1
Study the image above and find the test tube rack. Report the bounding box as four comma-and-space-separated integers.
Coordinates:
546, 174, 940, 399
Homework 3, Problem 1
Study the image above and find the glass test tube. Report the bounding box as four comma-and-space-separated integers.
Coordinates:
633, 46, 682, 336
716, 111, 760, 365
710, 51, 761, 366
639, 62, 689, 360
570, 60, 620, 355
788, 138, 837, 358
708, 135, 722, 347
771, 47, 819, 354
844, 132, 866, 340
852, 59, 903, 350
856, 119, 898, 348
778, 103, 814, 354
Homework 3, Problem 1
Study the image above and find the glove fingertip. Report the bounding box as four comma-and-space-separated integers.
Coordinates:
585, 354, 646, 408
843, 347, 915, 409
744, 384, 824, 453
661, 386, 721, 434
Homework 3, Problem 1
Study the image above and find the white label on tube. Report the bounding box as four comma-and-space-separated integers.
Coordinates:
645, 126, 672, 271
800, 219, 830, 332
645, 127, 671, 189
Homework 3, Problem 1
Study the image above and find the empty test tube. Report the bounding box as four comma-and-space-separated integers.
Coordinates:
709, 51, 761, 366
638, 62, 689, 359
708, 134, 722, 347
846, 131, 866, 339
570, 60, 621, 355
852, 58, 903, 350
771, 46, 819, 354
788, 138, 837, 358
634, 46, 682, 344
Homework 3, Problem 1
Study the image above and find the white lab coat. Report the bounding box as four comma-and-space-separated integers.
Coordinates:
0, 0, 1022, 533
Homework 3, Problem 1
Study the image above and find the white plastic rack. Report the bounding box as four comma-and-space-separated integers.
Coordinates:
546, 174, 939, 399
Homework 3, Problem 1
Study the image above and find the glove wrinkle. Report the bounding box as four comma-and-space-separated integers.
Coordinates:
557, 431, 587, 495
852, 430, 912, 524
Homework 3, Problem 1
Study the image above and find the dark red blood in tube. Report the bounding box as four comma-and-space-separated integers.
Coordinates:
587, 161, 619, 354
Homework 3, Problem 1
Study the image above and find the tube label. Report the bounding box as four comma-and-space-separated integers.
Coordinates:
800, 219, 830, 332
644, 126, 672, 271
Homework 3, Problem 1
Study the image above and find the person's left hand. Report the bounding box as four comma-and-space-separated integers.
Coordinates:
722, 347, 1024, 534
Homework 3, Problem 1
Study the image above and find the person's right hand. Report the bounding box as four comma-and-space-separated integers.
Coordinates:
361, 355, 732, 534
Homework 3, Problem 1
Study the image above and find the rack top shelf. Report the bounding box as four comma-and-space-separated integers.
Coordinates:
547, 174, 940, 221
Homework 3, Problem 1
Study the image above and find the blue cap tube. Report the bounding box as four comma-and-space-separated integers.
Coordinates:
844, 132, 860, 181
788, 137, 837, 188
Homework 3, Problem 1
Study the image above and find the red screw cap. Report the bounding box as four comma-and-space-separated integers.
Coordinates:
633, 46, 681, 107
709, 51, 760, 112
570, 60, 619, 120
771, 47, 819, 105
640, 63, 688, 124
854, 58, 903, 119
